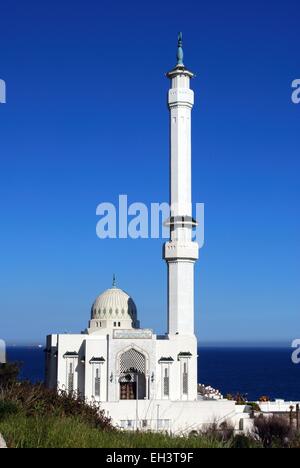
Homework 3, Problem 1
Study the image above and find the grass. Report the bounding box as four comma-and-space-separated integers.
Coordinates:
0, 414, 233, 448
0, 380, 235, 448
0, 372, 296, 448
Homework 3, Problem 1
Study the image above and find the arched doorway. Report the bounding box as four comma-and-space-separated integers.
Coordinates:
119, 348, 146, 400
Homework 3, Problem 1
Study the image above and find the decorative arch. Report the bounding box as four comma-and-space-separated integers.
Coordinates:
116, 345, 149, 400
116, 344, 150, 375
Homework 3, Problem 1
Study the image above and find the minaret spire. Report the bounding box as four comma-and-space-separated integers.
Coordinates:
176, 32, 184, 66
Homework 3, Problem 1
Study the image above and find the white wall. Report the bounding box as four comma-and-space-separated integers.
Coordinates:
100, 399, 237, 434
46, 332, 198, 403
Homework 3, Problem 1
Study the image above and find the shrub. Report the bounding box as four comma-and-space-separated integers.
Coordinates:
0, 362, 20, 386
0, 400, 19, 420
290, 433, 300, 449
231, 434, 260, 449
225, 393, 248, 404
246, 402, 261, 412
200, 421, 234, 443
0, 381, 112, 431
259, 396, 270, 402
254, 415, 292, 448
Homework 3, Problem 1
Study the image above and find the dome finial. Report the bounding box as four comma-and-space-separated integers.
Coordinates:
112, 274, 116, 288
177, 32, 184, 66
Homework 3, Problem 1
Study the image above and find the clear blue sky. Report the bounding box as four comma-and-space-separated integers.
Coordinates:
0, 0, 299, 345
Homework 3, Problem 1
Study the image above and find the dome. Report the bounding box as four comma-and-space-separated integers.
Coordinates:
91, 286, 138, 325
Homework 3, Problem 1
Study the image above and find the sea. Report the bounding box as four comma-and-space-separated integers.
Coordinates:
5, 346, 300, 402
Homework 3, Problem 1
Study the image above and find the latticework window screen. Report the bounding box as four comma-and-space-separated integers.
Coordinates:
120, 348, 146, 374
163, 368, 169, 396
183, 362, 188, 395
95, 368, 100, 397
68, 362, 74, 394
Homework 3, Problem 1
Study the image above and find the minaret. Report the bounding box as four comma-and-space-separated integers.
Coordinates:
164, 33, 199, 336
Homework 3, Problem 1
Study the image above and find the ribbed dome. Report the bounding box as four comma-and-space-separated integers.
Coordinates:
91, 287, 137, 324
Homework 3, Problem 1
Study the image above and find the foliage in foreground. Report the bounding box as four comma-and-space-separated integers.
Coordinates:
0, 365, 299, 448
0, 380, 112, 431
1, 397, 300, 449
254, 415, 300, 448
0, 414, 235, 448
0, 362, 20, 387
0, 381, 255, 448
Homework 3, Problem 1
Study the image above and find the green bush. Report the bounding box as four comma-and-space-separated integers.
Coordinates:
246, 402, 261, 412
231, 434, 260, 449
0, 362, 20, 386
0, 400, 19, 420
0, 381, 112, 430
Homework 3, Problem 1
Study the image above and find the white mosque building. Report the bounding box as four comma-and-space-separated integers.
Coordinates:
46, 34, 249, 433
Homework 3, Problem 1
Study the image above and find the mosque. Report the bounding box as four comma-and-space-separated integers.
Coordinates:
45, 34, 249, 433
